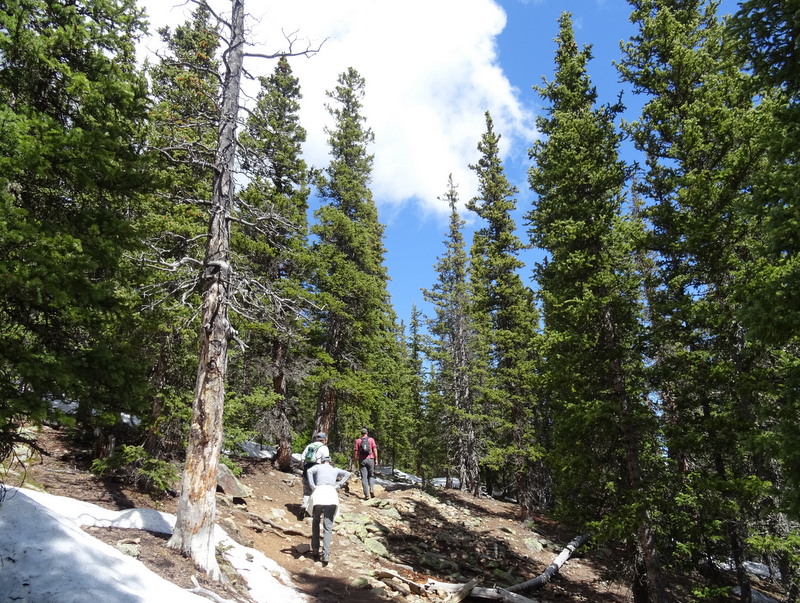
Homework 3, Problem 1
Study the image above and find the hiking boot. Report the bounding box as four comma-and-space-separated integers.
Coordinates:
370, 491, 375, 499
321, 553, 330, 565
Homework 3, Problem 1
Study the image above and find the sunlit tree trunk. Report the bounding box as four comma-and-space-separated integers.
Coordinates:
167, 0, 244, 580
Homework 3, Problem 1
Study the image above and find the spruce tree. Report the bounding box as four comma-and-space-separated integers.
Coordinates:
423, 176, 481, 493
466, 112, 541, 510
619, 0, 775, 598
407, 304, 435, 478
527, 13, 665, 601
229, 56, 311, 472
310, 68, 407, 448
137, 3, 221, 461
733, 0, 800, 524
0, 0, 150, 456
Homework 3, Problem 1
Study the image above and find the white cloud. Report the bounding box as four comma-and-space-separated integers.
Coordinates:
136, 0, 536, 217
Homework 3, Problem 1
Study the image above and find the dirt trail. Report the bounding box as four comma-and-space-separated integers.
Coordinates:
17, 427, 634, 602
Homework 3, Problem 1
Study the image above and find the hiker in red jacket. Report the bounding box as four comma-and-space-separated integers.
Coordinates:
353, 427, 378, 500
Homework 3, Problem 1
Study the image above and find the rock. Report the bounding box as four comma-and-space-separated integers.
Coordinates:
216, 463, 253, 499
366, 520, 390, 535
524, 537, 544, 553
13, 442, 36, 463
339, 512, 371, 524
364, 537, 390, 558
219, 516, 238, 536
115, 543, 140, 558
292, 543, 311, 555
379, 506, 402, 520
349, 577, 371, 589
493, 568, 516, 583
435, 530, 462, 544
732, 587, 782, 603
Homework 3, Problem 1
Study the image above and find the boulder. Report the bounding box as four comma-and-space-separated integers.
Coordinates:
216, 463, 253, 500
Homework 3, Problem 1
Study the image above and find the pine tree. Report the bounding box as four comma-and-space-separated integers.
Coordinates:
466, 112, 541, 511
0, 0, 151, 456
137, 3, 221, 461
228, 56, 311, 472
406, 304, 434, 478
310, 68, 406, 448
423, 176, 481, 493
733, 0, 800, 524
619, 0, 774, 598
527, 13, 665, 601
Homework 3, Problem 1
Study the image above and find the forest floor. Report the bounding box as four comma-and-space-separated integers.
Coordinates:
9, 426, 785, 602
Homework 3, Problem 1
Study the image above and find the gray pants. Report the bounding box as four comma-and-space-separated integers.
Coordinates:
311, 504, 336, 557
359, 458, 375, 497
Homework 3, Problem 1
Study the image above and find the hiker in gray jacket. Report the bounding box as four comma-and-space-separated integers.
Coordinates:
305, 457, 351, 564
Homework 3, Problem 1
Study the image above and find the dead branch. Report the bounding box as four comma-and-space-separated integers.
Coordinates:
186, 575, 240, 602
243, 29, 326, 61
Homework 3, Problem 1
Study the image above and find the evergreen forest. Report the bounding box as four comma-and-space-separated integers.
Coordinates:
1, 0, 799, 601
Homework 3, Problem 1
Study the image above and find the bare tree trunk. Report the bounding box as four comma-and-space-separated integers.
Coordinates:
601, 303, 667, 603
144, 333, 171, 456
315, 320, 341, 437
167, 0, 244, 580
315, 384, 335, 437
270, 340, 294, 472
453, 310, 481, 496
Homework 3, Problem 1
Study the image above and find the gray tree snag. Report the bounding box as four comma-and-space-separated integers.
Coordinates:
166, 0, 244, 579
507, 533, 590, 593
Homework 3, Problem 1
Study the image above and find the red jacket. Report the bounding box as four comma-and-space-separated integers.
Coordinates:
354, 436, 377, 460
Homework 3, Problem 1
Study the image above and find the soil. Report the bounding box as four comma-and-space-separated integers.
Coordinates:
13, 426, 639, 602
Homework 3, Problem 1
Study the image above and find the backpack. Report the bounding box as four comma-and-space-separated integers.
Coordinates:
304, 442, 322, 463
359, 437, 371, 456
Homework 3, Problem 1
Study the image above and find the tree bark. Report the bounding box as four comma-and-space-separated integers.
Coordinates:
166, 0, 244, 580
315, 383, 335, 438
270, 340, 294, 472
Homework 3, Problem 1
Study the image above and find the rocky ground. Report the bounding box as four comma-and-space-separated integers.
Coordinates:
9, 427, 645, 602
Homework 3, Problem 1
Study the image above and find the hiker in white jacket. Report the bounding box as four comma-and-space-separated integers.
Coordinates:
305, 456, 351, 564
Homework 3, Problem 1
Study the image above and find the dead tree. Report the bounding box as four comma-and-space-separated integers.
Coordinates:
163, 0, 320, 578
166, 0, 245, 580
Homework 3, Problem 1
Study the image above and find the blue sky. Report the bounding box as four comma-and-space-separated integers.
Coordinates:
137, 0, 741, 329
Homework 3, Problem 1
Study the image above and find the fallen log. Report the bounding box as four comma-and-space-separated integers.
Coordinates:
507, 533, 590, 593
469, 586, 538, 603
446, 577, 480, 602
373, 572, 537, 603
